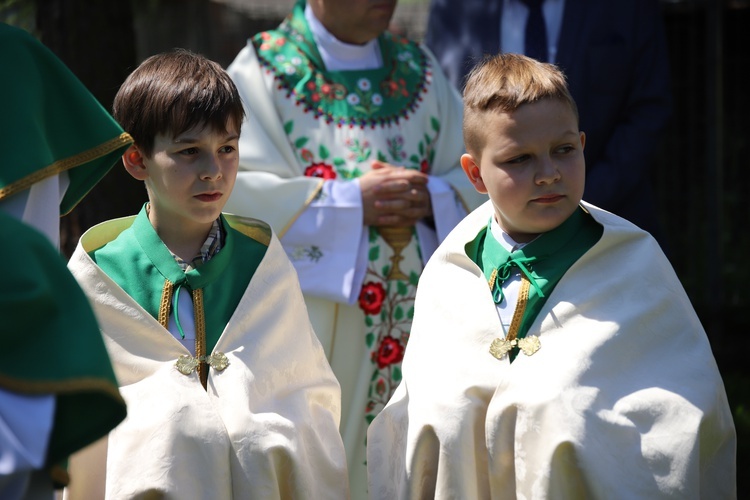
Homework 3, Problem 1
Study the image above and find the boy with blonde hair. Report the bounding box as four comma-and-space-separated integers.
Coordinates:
367, 53, 735, 499
64, 49, 348, 499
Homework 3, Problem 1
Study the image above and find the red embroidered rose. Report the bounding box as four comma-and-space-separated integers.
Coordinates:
420, 159, 429, 173
359, 281, 386, 315
303, 162, 337, 179
375, 335, 405, 369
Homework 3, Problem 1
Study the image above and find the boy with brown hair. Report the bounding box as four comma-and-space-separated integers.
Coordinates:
367, 53, 735, 499
64, 49, 348, 499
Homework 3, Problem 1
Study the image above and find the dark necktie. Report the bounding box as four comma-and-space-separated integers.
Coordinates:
520, 0, 548, 62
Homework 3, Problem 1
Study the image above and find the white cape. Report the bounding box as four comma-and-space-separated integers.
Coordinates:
65, 216, 349, 499
367, 201, 736, 499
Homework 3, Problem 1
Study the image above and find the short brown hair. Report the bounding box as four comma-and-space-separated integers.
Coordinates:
462, 53, 578, 156
113, 49, 245, 157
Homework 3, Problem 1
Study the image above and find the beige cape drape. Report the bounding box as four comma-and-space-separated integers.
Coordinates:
64, 215, 349, 499
367, 201, 736, 499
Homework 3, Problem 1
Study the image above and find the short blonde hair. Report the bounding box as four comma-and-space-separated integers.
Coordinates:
462, 53, 578, 156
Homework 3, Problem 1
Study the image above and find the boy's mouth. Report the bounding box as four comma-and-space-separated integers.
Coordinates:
195, 192, 222, 202
532, 194, 565, 203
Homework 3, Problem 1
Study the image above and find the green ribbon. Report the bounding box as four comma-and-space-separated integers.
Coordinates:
491, 254, 545, 304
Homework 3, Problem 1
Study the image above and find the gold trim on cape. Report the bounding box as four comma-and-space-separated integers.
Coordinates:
0, 133, 133, 202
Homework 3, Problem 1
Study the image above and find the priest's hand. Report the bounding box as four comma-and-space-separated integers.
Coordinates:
360, 161, 433, 227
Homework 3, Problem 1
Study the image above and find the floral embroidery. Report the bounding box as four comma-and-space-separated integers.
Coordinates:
386, 136, 407, 162
290, 246, 324, 263
374, 335, 405, 369
304, 162, 337, 179
344, 138, 372, 163
286, 120, 361, 179
360, 225, 421, 424
359, 281, 386, 315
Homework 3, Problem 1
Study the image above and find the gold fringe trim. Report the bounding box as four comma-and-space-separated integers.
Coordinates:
192, 288, 208, 389
158, 280, 174, 329
0, 133, 133, 202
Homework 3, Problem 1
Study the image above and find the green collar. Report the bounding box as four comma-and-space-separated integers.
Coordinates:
253, 0, 430, 127
477, 208, 589, 305
131, 206, 234, 291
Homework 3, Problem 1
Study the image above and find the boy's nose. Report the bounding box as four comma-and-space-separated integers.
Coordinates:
535, 157, 561, 184
200, 157, 222, 181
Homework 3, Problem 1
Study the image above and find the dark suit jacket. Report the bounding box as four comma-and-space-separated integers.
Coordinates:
424, 0, 673, 245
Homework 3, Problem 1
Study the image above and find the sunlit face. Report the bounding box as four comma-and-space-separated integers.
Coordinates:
310, 0, 397, 45
461, 99, 586, 243
138, 122, 239, 237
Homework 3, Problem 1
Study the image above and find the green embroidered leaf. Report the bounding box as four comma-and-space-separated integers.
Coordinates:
431, 117, 440, 133
418, 142, 425, 155
377, 151, 388, 162
369, 226, 378, 242
351, 168, 363, 178
409, 154, 420, 164
407, 306, 414, 319
394, 305, 404, 320
380, 310, 387, 322
397, 281, 408, 296
319, 144, 330, 160
294, 136, 308, 148
365, 315, 374, 327
409, 271, 420, 286
424, 133, 431, 146
371, 369, 380, 382
365, 415, 376, 424
429, 149, 436, 165
369, 246, 380, 261
333, 157, 346, 167
365, 331, 375, 347
382, 265, 390, 277
283, 120, 294, 135
392, 366, 403, 382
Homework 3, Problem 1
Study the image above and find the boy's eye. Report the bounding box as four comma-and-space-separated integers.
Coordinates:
506, 154, 529, 165
555, 145, 575, 154
179, 147, 199, 155
219, 145, 237, 154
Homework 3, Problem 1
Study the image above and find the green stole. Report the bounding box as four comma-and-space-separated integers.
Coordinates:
0, 212, 126, 477
466, 207, 602, 361
90, 206, 269, 386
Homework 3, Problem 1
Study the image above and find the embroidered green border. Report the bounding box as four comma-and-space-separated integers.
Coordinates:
253, 10, 431, 127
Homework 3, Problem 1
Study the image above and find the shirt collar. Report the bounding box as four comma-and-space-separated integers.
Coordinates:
304, 3, 382, 70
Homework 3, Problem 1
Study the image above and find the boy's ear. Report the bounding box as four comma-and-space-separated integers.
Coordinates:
122, 144, 149, 181
460, 153, 487, 194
